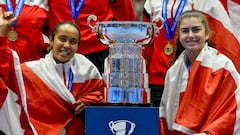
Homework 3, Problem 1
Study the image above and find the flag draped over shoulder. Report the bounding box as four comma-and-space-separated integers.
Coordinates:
0, 84, 24, 135
0, 48, 34, 135
0, 36, 104, 135
160, 44, 240, 134
20, 51, 104, 135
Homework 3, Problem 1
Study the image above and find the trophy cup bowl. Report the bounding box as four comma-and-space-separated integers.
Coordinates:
87, 15, 162, 46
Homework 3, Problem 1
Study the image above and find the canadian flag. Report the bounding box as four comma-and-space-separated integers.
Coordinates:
228, 0, 240, 42
0, 50, 36, 135
0, 78, 24, 135
220, 0, 240, 42
196, 0, 240, 73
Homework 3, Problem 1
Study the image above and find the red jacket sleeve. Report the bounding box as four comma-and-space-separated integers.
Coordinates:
0, 37, 19, 92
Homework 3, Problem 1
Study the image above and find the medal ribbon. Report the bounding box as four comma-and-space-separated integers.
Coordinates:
67, 67, 74, 91
184, 55, 191, 72
69, 0, 85, 21
162, 0, 187, 41
6, 0, 25, 27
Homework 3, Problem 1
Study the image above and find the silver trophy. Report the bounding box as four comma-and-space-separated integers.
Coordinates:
87, 15, 163, 105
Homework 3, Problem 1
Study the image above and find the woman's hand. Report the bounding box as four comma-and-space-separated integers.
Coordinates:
0, 7, 17, 35
74, 100, 85, 115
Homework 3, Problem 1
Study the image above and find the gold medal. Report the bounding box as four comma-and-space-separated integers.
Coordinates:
8, 27, 18, 42
164, 43, 173, 55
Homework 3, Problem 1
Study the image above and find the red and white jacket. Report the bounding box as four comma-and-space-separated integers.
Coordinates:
0, 0, 49, 63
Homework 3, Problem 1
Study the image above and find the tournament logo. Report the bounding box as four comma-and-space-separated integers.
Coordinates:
108, 120, 136, 135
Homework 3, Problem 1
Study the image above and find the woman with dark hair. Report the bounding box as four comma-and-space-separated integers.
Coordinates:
48, 0, 137, 74
159, 10, 240, 135
0, 8, 104, 135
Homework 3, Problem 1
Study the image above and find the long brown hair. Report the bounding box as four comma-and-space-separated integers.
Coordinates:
170, 10, 214, 66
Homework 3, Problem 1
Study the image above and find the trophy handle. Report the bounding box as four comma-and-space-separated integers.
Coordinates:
128, 122, 136, 135
87, 15, 98, 33
152, 16, 165, 35
108, 121, 116, 134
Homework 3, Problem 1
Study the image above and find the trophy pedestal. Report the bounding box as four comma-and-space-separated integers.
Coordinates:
85, 106, 159, 135
102, 102, 152, 107
103, 44, 150, 104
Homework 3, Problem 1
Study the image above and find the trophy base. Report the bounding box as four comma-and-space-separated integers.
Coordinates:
102, 102, 153, 107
